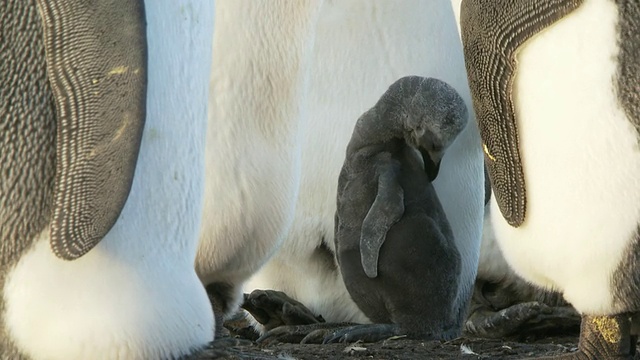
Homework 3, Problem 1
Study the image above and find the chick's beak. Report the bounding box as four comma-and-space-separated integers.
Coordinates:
420, 148, 441, 182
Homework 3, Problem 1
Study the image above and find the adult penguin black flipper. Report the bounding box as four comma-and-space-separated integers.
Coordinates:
37, 0, 147, 260
461, 0, 583, 227
360, 159, 405, 278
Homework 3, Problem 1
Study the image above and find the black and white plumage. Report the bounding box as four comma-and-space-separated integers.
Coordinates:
333, 76, 468, 340
461, 0, 640, 357
39, 0, 147, 260
1, 1, 215, 358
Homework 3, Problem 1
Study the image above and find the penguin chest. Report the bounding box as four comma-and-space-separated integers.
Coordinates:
492, 0, 640, 314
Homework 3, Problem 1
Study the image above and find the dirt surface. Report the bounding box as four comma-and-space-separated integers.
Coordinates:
200, 334, 583, 359
192, 289, 589, 359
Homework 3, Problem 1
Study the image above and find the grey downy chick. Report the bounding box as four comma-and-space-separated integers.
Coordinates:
333, 75, 469, 340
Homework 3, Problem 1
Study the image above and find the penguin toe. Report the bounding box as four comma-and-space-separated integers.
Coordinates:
256, 323, 360, 344
465, 301, 581, 339
465, 301, 547, 338
466, 279, 580, 339
300, 328, 332, 344
256, 324, 309, 344
321, 324, 403, 344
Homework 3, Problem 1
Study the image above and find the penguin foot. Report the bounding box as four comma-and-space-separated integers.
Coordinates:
531, 314, 636, 359
465, 301, 580, 338
320, 324, 405, 344
255, 322, 358, 344
242, 289, 325, 331
464, 281, 580, 338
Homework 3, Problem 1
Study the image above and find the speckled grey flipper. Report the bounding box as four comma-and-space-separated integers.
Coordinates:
460, 0, 584, 227
360, 160, 404, 278
36, 0, 147, 259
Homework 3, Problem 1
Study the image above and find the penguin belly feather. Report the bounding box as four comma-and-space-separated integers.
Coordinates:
493, 0, 640, 315
245, 0, 483, 330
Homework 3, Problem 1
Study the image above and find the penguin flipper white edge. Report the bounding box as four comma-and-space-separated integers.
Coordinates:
360, 159, 404, 279
38, 0, 147, 260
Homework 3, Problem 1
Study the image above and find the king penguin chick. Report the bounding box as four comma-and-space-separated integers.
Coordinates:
326, 76, 468, 342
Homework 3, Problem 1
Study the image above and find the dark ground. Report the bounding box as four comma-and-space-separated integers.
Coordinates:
197, 313, 585, 360
202, 334, 583, 359
195, 285, 592, 359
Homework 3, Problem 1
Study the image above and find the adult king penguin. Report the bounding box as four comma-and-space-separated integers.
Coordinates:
461, 0, 640, 358
240, 0, 485, 341
1, 0, 215, 358
196, 0, 325, 331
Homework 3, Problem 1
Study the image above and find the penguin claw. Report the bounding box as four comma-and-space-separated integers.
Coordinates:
321, 324, 403, 344
242, 289, 323, 331
300, 328, 332, 344
256, 324, 310, 344
256, 323, 360, 344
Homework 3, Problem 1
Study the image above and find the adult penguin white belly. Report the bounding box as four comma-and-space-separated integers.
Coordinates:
462, 0, 640, 357
1, 1, 214, 358
466, 192, 579, 339
196, 0, 325, 328
244, 0, 484, 335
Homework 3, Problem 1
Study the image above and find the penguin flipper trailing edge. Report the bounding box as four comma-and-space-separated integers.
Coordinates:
461, 0, 583, 227
360, 158, 404, 279
39, 0, 147, 260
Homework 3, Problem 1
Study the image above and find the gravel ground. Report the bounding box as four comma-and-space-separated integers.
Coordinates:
191, 313, 588, 360
200, 334, 584, 359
